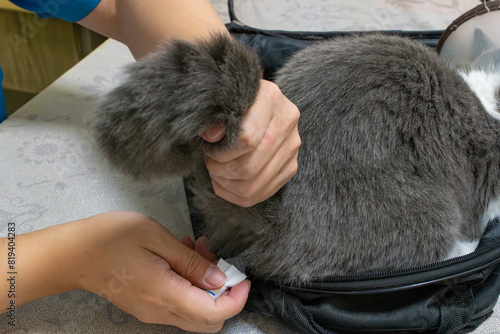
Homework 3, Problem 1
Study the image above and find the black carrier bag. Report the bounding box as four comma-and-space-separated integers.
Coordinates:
226, 0, 445, 79
195, 1, 500, 333
245, 219, 500, 333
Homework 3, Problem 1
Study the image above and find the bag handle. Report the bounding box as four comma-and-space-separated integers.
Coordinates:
246, 284, 327, 334
437, 286, 474, 334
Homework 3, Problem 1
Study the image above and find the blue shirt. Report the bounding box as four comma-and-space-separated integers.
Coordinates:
0, 68, 5, 123
0, 0, 101, 123
10, 0, 101, 22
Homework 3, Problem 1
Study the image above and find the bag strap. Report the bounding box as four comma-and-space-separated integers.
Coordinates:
246, 284, 328, 334
437, 286, 474, 334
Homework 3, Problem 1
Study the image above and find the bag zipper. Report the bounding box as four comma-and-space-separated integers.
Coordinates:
260, 240, 500, 294
320, 241, 500, 283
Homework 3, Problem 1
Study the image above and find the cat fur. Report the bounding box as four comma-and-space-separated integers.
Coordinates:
96, 34, 500, 284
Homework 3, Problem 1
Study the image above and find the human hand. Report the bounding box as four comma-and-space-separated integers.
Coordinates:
201, 80, 301, 208
180, 235, 218, 263
73, 212, 250, 332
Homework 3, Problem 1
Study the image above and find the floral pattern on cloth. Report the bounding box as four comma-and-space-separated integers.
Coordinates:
0, 1, 498, 333
0, 23, 294, 334
231, 0, 480, 32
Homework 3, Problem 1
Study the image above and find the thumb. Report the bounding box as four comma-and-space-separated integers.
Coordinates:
168, 243, 227, 290
201, 123, 226, 143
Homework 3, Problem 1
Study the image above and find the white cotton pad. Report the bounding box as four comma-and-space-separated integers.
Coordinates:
206, 258, 247, 299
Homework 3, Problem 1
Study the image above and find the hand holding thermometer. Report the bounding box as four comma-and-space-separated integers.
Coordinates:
206, 259, 247, 299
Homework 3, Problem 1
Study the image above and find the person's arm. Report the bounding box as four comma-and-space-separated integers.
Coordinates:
77, 0, 229, 59
79, 0, 301, 208
0, 212, 249, 332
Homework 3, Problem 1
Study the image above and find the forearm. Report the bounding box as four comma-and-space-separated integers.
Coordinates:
78, 0, 229, 59
0, 221, 84, 309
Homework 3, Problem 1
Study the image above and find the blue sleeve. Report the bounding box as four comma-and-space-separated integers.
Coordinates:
10, 0, 101, 22
0, 67, 6, 123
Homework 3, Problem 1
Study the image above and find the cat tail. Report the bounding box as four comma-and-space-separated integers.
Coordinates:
95, 34, 263, 181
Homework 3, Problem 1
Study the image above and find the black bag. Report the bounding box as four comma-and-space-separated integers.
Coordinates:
226, 0, 443, 79
189, 1, 500, 333
245, 219, 500, 333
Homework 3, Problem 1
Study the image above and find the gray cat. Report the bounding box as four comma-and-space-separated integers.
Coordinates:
95, 34, 500, 284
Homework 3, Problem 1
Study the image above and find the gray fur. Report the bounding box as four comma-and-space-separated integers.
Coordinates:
96, 34, 500, 284
95, 35, 262, 180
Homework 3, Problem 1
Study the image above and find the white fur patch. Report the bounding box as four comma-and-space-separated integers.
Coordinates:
459, 69, 500, 120
448, 69, 500, 260
480, 195, 500, 231
445, 239, 480, 260
446, 196, 500, 260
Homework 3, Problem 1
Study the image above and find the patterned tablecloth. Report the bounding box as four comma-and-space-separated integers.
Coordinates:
0, 0, 498, 333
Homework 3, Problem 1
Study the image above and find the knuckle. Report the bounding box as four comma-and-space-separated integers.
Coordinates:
284, 105, 300, 129
240, 163, 259, 180
264, 80, 281, 97
238, 129, 260, 149
294, 135, 302, 152
214, 176, 231, 191
291, 104, 301, 121
208, 324, 224, 333
212, 178, 258, 207
195, 311, 226, 329
179, 251, 203, 279
201, 315, 220, 328
211, 165, 231, 179
135, 314, 151, 324
218, 160, 258, 180
227, 161, 241, 176
261, 130, 276, 147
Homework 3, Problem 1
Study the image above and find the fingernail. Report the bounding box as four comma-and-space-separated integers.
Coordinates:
202, 125, 226, 142
204, 265, 227, 288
